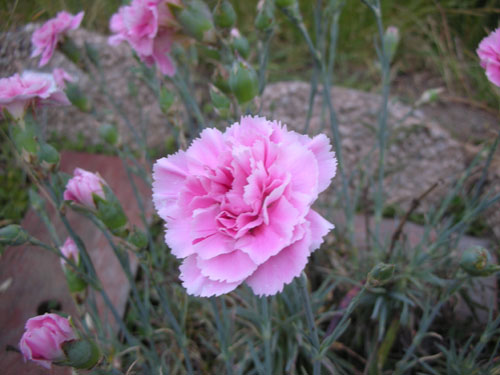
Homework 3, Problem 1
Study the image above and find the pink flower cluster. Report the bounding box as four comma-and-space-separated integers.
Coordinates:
63, 168, 106, 208
477, 28, 500, 88
31, 11, 84, 67
19, 313, 76, 369
108, 0, 181, 76
0, 71, 70, 119
153, 116, 336, 297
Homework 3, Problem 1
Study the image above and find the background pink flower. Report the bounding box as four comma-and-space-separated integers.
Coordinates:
31, 11, 84, 66
0, 71, 70, 119
19, 313, 76, 369
477, 28, 500, 87
63, 168, 106, 208
108, 0, 179, 76
59, 237, 79, 267
153, 116, 337, 297
52, 68, 75, 89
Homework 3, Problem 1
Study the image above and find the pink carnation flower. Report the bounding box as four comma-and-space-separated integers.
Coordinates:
477, 28, 500, 87
108, 0, 180, 76
0, 71, 70, 119
19, 313, 76, 369
59, 237, 79, 267
52, 68, 75, 89
31, 11, 84, 67
63, 168, 106, 208
153, 116, 336, 297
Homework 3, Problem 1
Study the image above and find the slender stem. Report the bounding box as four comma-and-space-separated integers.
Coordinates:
299, 273, 321, 375
210, 298, 233, 375
261, 297, 273, 375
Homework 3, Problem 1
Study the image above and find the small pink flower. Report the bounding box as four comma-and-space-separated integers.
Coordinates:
153, 116, 336, 297
108, 0, 179, 76
31, 11, 84, 67
60, 237, 79, 267
52, 68, 75, 89
63, 168, 106, 208
477, 28, 500, 87
0, 71, 70, 119
19, 313, 76, 369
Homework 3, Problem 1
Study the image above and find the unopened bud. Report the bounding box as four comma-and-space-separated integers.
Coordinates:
255, 0, 275, 31
65, 83, 91, 112
98, 124, 118, 146
460, 247, 500, 277
210, 86, 231, 117
230, 29, 250, 59
84, 42, 100, 67
0, 225, 31, 246
95, 186, 128, 235
214, 1, 236, 29
176, 0, 215, 43
128, 228, 148, 249
383, 26, 399, 63
229, 61, 259, 104
37, 143, 60, 171
367, 263, 395, 286
60, 339, 100, 369
159, 87, 176, 114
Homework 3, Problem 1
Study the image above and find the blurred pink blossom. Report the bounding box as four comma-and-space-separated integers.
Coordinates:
63, 168, 106, 208
59, 237, 79, 267
108, 0, 181, 76
52, 68, 75, 89
19, 313, 76, 369
477, 28, 500, 87
153, 116, 336, 297
0, 71, 70, 119
31, 11, 84, 66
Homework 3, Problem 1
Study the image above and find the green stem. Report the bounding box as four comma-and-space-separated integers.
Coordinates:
299, 273, 321, 375
261, 297, 273, 375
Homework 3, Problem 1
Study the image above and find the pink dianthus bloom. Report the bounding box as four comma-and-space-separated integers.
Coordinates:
153, 116, 337, 297
59, 237, 79, 267
31, 11, 84, 67
477, 28, 500, 87
52, 68, 75, 89
0, 71, 70, 119
19, 313, 76, 369
63, 168, 106, 208
108, 0, 180, 76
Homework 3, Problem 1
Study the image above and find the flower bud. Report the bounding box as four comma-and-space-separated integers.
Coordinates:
64, 168, 106, 209
95, 185, 128, 235
98, 124, 118, 146
255, 0, 275, 31
230, 29, 250, 59
19, 313, 76, 369
159, 87, 176, 114
460, 247, 500, 277
177, 0, 215, 43
214, 1, 236, 29
210, 86, 231, 118
367, 263, 395, 286
11, 121, 38, 157
37, 143, 60, 171
229, 61, 259, 104
383, 26, 399, 64
65, 83, 91, 112
60, 338, 100, 369
127, 227, 148, 249
0, 225, 31, 246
